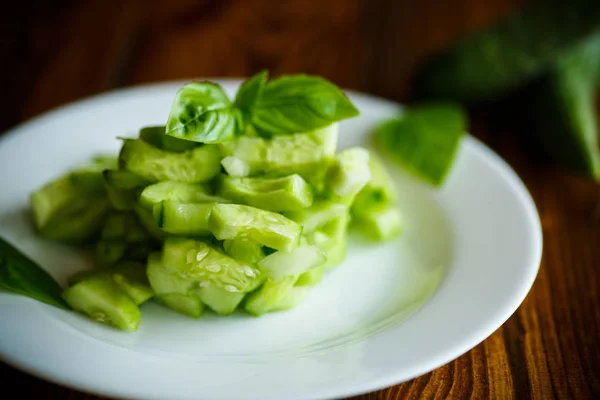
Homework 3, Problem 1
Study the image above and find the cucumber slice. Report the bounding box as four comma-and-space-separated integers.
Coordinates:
244, 276, 299, 316
133, 204, 168, 241
326, 147, 371, 205
197, 282, 245, 315
353, 206, 403, 241
62, 275, 141, 332
103, 170, 150, 189
221, 156, 251, 177
69, 156, 118, 192
352, 153, 398, 218
416, 0, 600, 102
38, 196, 111, 244
284, 200, 348, 234
223, 239, 265, 265
146, 252, 203, 318
258, 245, 325, 279
218, 174, 313, 212
273, 286, 309, 310
101, 213, 152, 242
218, 123, 338, 178
155, 201, 214, 236
96, 241, 127, 266
119, 139, 221, 183
140, 181, 227, 210
139, 126, 199, 153
209, 204, 302, 251
162, 238, 263, 293
111, 261, 153, 305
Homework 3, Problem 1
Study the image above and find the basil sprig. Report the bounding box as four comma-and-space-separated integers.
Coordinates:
165, 71, 359, 143
0, 236, 69, 309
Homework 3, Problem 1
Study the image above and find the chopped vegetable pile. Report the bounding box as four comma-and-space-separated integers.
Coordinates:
25, 72, 405, 331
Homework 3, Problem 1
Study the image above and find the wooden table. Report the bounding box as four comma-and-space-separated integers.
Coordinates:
2, 1, 599, 398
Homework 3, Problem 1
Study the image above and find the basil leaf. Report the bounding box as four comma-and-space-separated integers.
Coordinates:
251, 75, 359, 136
234, 70, 268, 123
375, 104, 466, 186
0, 236, 69, 309
166, 82, 242, 143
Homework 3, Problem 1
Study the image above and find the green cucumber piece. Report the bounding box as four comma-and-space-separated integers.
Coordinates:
119, 139, 221, 183
218, 123, 338, 178
223, 239, 265, 265
258, 245, 325, 279
353, 206, 403, 241
352, 153, 398, 217
284, 200, 348, 234
140, 181, 227, 210
528, 33, 600, 179
326, 147, 371, 205
146, 252, 203, 318
38, 196, 111, 244
103, 170, 150, 189
208, 204, 302, 251
101, 213, 152, 242
69, 156, 118, 192
244, 276, 299, 316
133, 204, 168, 241
273, 286, 309, 310
198, 282, 245, 315
0, 236, 69, 309
96, 241, 127, 267
111, 262, 153, 305
221, 156, 251, 177
375, 104, 466, 186
218, 174, 313, 212
139, 126, 199, 153
62, 275, 141, 332
154, 201, 214, 236
162, 238, 263, 293
416, 0, 600, 102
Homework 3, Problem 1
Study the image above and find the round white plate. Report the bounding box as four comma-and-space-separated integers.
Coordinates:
0, 80, 542, 400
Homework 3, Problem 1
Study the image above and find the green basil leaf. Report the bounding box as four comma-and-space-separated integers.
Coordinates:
234, 70, 268, 123
0, 236, 69, 309
166, 82, 242, 143
375, 103, 466, 186
251, 75, 360, 136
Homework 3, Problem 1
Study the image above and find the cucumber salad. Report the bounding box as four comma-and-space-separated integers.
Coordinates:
24, 72, 404, 331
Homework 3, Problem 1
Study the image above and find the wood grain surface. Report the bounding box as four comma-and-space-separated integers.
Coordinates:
1, 0, 599, 399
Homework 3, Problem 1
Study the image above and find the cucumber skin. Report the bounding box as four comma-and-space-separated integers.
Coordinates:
417, 0, 600, 102
529, 33, 600, 180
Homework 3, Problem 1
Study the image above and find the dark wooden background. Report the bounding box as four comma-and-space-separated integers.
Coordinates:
1, 0, 599, 399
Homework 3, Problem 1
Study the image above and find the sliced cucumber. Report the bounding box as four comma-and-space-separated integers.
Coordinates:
209, 204, 302, 251
198, 282, 245, 315
139, 126, 199, 153
258, 245, 325, 279
218, 174, 313, 212
140, 181, 227, 210
162, 238, 263, 293
284, 200, 347, 234
352, 153, 398, 218
111, 261, 153, 305
119, 139, 221, 183
133, 204, 168, 241
154, 201, 214, 236
326, 147, 371, 205
62, 275, 141, 332
244, 276, 299, 316
218, 123, 338, 178
37, 196, 111, 244
223, 239, 265, 265
146, 252, 203, 318
353, 206, 403, 241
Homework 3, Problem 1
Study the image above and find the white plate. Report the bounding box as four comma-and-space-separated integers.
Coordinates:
0, 80, 542, 400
